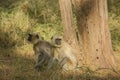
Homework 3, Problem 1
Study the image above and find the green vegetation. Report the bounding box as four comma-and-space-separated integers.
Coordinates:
0, 0, 62, 48
0, 0, 120, 80
108, 0, 120, 51
109, 12, 120, 51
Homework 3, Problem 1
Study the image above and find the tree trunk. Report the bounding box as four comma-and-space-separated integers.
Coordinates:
75, 0, 118, 71
59, 0, 79, 49
59, 0, 84, 66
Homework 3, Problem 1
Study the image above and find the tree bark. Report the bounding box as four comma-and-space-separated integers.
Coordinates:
75, 0, 118, 71
59, 0, 79, 49
59, 0, 120, 74
59, 0, 84, 66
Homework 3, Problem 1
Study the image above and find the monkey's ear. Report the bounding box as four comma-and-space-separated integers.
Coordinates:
36, 34, 39, 39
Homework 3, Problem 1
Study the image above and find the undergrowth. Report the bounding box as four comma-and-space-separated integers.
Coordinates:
109, 13, 120, 51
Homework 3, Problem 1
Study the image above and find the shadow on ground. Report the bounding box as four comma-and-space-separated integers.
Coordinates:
0, 47, 120, 80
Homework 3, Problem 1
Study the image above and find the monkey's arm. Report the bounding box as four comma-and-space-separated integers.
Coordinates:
51, 44, 62, 48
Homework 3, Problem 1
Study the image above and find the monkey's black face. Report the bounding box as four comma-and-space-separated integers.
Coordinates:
51, 35, 63, 46
27, 34, 32, 42
55, 38, 62, 45
27, 33, 39, 42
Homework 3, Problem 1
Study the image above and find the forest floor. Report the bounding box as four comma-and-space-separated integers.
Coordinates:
0, 45, 120, 80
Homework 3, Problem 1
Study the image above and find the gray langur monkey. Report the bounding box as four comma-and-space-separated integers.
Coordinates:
51, 35, 78, 71
27, 33, 55, 71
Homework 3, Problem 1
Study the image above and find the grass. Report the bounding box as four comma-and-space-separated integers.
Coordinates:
0, 46, 120, 80
0, 39, 120, 80
0, 46, 39, 80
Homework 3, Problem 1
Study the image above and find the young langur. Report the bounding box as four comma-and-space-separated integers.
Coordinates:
51, 35, 78, 71
27, 33, 55, 71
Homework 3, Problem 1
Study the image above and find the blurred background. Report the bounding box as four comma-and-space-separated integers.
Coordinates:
0, 0, 120, 80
